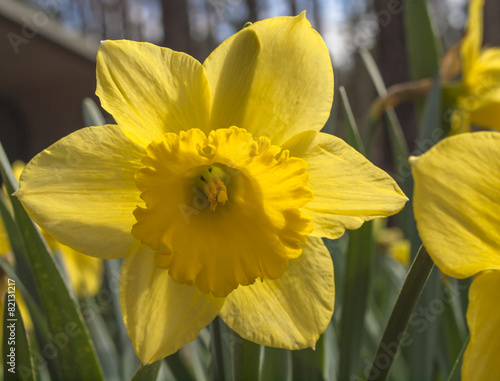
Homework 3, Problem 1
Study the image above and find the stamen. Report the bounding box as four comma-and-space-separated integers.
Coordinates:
197, 165, 228, 211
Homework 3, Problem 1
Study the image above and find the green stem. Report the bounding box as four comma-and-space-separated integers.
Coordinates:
368, 245, 434, 381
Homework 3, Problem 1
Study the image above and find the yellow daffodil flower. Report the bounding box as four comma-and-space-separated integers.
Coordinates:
451, 0, 500, 133
410, 131, 500, 380
15, 13, 407, 364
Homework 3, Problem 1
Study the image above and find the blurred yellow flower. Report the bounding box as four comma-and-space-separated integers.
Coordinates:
16, 14, 407, 364
374, 219, 411, 266
451, 0, 500, 133
410, 131, 500, 380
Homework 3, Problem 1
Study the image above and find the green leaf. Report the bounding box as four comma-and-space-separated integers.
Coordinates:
368, 245, 434, 380
3, 290, 36, 381
0, 142, 104, 380
130, 361, 161, 381
338, 222, 374, 379
403, 0, 441, 80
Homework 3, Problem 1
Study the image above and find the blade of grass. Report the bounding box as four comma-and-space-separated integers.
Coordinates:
446, 333, 469, 381
339, 86, 365, 156
368, 245, 434, 380
359, 48, 409, 188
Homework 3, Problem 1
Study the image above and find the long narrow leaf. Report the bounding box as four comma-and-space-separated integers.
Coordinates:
368, 245, 434, 380
403, 0, 441, 81
359, 48, 409, 188
339, 86, 365, 156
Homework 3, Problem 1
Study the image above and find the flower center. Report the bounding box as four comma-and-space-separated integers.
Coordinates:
196, 165, 228, 211
132, 127, 313, 297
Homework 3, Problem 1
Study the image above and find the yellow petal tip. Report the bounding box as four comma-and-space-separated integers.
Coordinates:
408, 155, 419, 166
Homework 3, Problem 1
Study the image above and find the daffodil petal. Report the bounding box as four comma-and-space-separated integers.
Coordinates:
282, 131, 407, 240
411, 131, 500, 278
219, 236, 334, 349
462, 0, 483, 77
16, 125, 144, 259
462, 271, 500, 380
119, 242, 225, 364
204, 13, 333, 145
96, 40, 211, 147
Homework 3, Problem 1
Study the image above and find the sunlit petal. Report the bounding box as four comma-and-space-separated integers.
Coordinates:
97, 40, 211, 147
282, 130, 407, 239
120, 243, 225, 364
204, 13, 333, 144
219, 236, 334, 349
16, 125, 145, 259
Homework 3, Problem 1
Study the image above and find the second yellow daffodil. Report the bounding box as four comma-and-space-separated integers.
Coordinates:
452, 0, 500, 133
411, 131, 500, 380
15, 13, 407, 363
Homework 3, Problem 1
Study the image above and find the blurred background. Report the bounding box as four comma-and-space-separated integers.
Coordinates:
1, 0, 499, 166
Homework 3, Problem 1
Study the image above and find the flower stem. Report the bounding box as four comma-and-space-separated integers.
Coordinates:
368, 245, 434, 380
